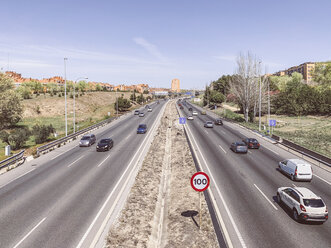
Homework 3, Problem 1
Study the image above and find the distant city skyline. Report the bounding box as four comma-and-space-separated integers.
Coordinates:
1, 0, 331, 89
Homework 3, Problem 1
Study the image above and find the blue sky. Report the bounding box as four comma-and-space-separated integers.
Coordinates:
1, 0, 330, 89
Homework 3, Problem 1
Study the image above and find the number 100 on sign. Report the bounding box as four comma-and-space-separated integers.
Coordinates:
191, 172, 210, 192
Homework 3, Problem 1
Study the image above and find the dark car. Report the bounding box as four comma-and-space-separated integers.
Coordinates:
79, 134, 96, 147
137, 124, 147, 134
215, 119, 223, 125
96, 138, 113, 152
230, 142, 248, 153
188, 107, 193, 111
242, 138, 260, 149
180, 106, 184, 109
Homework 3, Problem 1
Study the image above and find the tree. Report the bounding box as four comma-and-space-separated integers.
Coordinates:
114, 97, 132, 112
229, 52, 266, 122
96, 84, 102, 91
203, 85, 211, 106
210, 90, 225, 104
143, 90, 149, 94
32, 124, 55, 144
0, 74, 24, 129
130, 91, 137, 102
211, 75, 232, 96
78, 81, 87, 92
313, 62, 331, 85
136, 93, 145, 104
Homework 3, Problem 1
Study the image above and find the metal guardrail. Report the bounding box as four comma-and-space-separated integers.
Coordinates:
36, 117, 117, 156
186, 101, 331, 168
0, 150, 25, 170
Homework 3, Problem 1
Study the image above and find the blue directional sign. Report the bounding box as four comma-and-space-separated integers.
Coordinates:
179, 117, 186, 124
269, 119, 276, 127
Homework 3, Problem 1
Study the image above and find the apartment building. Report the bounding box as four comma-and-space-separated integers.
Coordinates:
274, 62, 315, 82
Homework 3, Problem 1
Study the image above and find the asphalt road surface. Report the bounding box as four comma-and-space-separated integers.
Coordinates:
0, 100, 167, 248
179, 100, 331, 248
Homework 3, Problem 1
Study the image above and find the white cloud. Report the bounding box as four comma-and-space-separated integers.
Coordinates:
133, 37, 165, 61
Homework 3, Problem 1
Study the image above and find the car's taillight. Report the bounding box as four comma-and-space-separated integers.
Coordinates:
257, 143, 260, 147
295, 168, 298, 176
249, 144, 252, 147
300, 204, 306, 212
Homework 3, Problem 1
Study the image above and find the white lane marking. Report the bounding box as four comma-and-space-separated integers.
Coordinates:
13, 217, 46, 248
221, 130, 226, 135
67, 155, 85, 168
262, 146, 279, 155
124, 134, 132, 141
248, 150, 252, 154
77, 101, 167, 248
314, 174, 331, 186
50, 152, 66, 160
97, 155, 111, 168
254, 184, 278, 210
185, 123, 245, 248
204, 129, 208, 134
0, 168, 36, 190
218, 145, 227, 154
292, 184, 297, 187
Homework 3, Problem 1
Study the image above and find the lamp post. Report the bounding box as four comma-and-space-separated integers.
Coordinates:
73, 77, 88, 133
258, 61, 262, 132
64, 58, 68, 136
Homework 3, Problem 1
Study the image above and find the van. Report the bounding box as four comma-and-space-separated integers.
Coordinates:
79, 134, 96, 147
278, 159, 312, 181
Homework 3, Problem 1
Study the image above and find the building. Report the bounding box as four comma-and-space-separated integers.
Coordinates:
274, 62, 315, 82
171, 78, 180, 92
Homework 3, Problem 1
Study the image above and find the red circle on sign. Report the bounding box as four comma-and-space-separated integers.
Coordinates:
191, 172, 210, 192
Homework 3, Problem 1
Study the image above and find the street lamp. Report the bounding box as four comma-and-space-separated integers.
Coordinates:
64, 58, 68, 136
258, 61, 262, 132
73, 77, 88, 133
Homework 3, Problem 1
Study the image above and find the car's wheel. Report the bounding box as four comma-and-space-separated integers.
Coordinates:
293, 209, 299, 221
277, 193, 282, 203
291, 174, 295, 181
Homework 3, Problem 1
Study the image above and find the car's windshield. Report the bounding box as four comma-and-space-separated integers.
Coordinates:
303, 199, 325, 207
100, 139, 110, 143
138, 125, 146, 128
81, 136, 90, 140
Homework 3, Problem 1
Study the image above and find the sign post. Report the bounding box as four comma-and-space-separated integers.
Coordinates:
191, 172, 210, 230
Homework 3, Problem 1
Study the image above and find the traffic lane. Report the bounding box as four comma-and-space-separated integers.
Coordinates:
17, 104, 165, 248
184, 118, 298, 248
183, 109, 331, 247
1, 103, 165, 247
184, 103, 331, 191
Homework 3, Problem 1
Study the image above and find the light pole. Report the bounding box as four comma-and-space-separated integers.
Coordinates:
64, 58, 68, 136
73, 77, 88, 133
258, 61, 262, 132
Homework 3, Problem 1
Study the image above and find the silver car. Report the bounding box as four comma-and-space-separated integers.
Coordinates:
204, 121, 213, 128
79, 134, 96, 147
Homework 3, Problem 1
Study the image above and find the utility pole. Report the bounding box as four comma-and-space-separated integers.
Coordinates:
64, 58, 68, 136
258, 61, 262, 132
267, 78, 271, 135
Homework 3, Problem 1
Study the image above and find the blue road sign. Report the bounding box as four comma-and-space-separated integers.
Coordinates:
179, 117, 186, 124
269, 119, 276, 126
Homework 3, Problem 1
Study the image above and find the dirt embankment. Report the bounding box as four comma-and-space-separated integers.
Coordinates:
106, 101, 218, 247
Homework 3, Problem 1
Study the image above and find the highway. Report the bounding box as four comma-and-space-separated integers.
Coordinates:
179, 100, 331, 248
0, 100, 167, 248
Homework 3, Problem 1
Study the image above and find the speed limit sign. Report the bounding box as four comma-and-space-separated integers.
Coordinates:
191, 172, 210, 192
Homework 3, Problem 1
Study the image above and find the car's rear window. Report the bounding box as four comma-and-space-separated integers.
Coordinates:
248, 139, 258, 143
303, 199, 325, 207
100, 139, 110, 143
138, 125, 146, 128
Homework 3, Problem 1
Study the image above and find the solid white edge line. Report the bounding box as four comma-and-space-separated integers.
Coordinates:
254, 184, 278, 210
76, 101, 167, 248
0, 168, 36, 190
314, 174, 331, 186
262, 145, 279, 155
13, 217, 46, 248
67, 155, 85, 168
97, 154, 111, 168
218, 144, 227, 154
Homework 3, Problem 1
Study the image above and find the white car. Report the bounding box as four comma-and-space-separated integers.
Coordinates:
187, 115, 194, 120
277, 187, 328, 223
139, 112, 145, 117
192, 111, 198, 116
148, 108, 152, 112
278, 159, 313, 181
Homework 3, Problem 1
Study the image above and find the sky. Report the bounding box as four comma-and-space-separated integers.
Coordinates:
0, 0, 330, 89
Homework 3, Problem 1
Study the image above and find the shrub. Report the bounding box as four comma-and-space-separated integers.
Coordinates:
32, 124, 55, 144
0, 127, 31, 150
